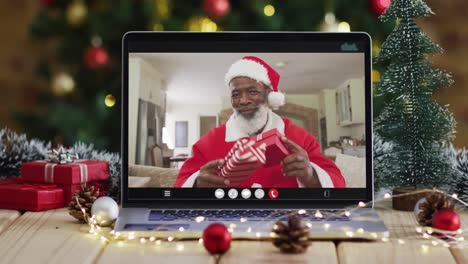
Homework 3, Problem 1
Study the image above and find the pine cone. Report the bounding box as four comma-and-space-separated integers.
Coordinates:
417, 192, 455, 226
68, 184, 100, 222
272, 214, 311, 253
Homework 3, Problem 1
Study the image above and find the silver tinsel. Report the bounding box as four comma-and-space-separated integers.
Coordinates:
445, 144, 468, 201
0, 127, 121, 201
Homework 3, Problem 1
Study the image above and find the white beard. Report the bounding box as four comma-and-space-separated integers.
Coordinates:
232, 104, 271, 136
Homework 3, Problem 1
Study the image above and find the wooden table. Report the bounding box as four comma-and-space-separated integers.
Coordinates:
0, 208, 466, 264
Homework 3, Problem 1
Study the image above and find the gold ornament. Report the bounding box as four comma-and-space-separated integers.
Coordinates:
186, 16, 217, 32
52, 72, 75, 96
67, 0, 88, 27
104, 94, 116, 107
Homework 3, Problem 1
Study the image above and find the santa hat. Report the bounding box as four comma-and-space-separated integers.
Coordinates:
225, 56, 285, 110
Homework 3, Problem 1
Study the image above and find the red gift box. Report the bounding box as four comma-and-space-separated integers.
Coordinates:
219, 142, 266, 184
21, 160, 109, 184
251, 128, 290, 167
0, 178, 63, 211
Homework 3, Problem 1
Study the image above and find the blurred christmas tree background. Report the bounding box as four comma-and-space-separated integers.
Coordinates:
3, 0, 397, 153
1, 0, 468, 198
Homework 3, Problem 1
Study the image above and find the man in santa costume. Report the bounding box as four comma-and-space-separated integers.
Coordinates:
174, 56, 345, 188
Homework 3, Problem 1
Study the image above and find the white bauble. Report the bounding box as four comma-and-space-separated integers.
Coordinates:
91, 197, 119, 226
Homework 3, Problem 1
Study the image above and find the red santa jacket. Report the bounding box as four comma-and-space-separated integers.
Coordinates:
173, 117, 346, 188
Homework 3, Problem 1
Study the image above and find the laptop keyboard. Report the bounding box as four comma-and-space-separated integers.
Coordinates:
148, 210, 350, 222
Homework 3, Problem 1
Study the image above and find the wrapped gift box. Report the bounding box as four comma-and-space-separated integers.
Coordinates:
0, 178, 63, 211
219, 142, 266, 185
251, 128, 290, 167
218, 129, 291, 185
21, 160, 109, 184
21, 160, 109, 205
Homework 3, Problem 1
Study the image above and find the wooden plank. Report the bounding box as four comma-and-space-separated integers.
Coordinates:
450, 212, 468, 264
377, 209, 423, 240
98, 240, 337, 264
338, 241, 456, 264
337, 209, 464, 264
0, 208, 104, 264
0, 210, 21, 234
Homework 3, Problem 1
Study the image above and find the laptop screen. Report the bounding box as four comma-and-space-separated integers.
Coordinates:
123, 33, 372, 208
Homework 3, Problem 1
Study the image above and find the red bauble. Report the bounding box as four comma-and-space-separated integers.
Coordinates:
84, 47, 109, 70
202, 223, 231, 254
203, 0, 230, 19
432, 209, 461, 231
370, 0, 391, 16
39, 0, 55, 6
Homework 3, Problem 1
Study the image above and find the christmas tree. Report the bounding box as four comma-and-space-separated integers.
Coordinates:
374, 0, 457, 190
17, 0, 393, 153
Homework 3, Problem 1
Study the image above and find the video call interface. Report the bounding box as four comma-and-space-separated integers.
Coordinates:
128, 50, 368, 201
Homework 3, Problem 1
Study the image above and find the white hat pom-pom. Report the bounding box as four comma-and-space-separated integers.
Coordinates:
268, 91, 285, 110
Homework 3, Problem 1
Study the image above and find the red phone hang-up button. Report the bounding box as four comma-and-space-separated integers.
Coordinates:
268, 189, 279, 199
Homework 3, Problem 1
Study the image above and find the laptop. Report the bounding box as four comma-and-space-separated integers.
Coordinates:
115, 32, 389, 240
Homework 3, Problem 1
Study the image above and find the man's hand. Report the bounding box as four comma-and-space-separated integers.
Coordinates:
280, 137, 321, 187
194, 159, 230, 188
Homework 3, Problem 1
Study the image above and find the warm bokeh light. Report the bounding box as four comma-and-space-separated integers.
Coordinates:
338, 21, 351, 32
264, 5, 275, 16
104, 94, 116, 107
373, 69, 381, 82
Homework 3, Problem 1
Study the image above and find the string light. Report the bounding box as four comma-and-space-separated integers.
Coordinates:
263, 5, 275, 16
240, 217, 248, 223
314, 210, 323, 218
177, 244, 184, 251
75, 189, 467, 251
421, 245, 429, 253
